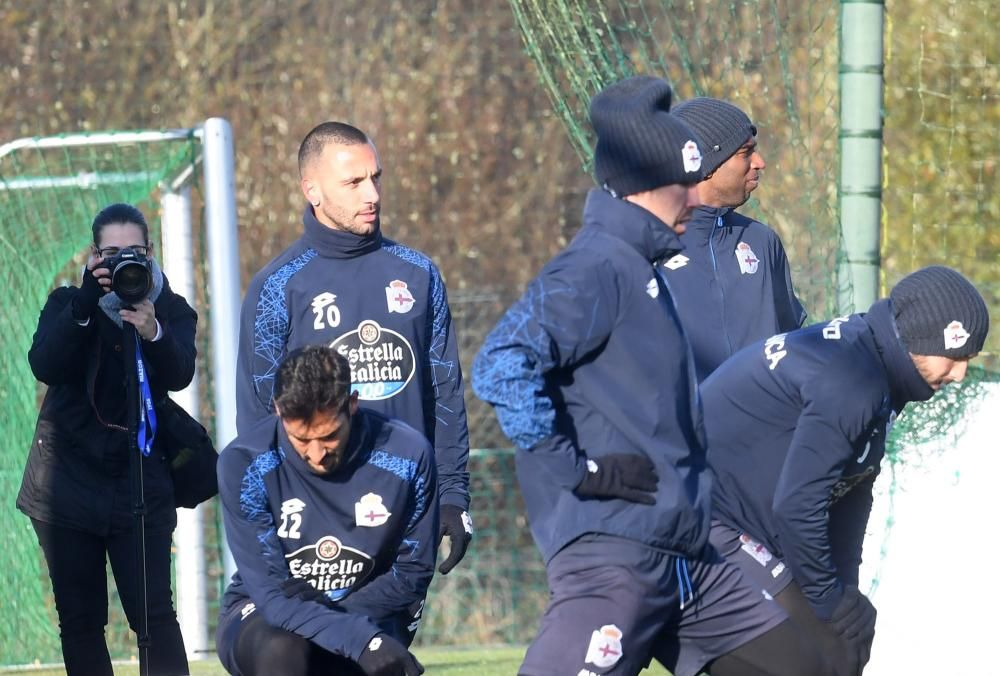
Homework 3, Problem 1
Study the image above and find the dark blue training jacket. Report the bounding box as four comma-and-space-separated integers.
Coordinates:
660, 205, 806, 381
236, 207, 469, 509
472, 188, 712, 563
218, 409, 438, 660
702, 299, 933, 620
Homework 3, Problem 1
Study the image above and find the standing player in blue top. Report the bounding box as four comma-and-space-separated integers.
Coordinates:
665, 97, 806, 381
217, 346, 435, 676
474, 76, 825, 676
702, 266, 990, 675
235, 122, 471, 574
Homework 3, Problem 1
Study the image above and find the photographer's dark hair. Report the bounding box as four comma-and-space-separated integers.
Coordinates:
274, 346, 353, 422
298, 122, 370, 176
92, 203, 149, 245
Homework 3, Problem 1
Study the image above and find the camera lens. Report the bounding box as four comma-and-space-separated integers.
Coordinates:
112, 260, 153, 304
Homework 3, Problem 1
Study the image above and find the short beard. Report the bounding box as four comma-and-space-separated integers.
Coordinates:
321, 207, 379, 236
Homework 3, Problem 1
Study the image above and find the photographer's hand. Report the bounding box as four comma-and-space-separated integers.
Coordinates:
120, 299, 160, 341
71, 255, 111, 321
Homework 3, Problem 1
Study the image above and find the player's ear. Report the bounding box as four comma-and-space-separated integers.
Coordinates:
348, 391, 359, 416
301, 178, 319, 207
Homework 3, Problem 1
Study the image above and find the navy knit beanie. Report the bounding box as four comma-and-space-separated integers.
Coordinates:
889, 266, 990, 358
590, 76, 704, 197
671, 97, 757, 177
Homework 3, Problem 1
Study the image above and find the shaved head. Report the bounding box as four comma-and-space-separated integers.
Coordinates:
298, 122, 370, 177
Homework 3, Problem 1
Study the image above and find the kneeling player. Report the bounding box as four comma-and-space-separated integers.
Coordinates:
216, 346, 434, 676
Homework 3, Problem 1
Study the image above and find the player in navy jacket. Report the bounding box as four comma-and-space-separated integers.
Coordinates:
702, 266, 990, 676
217, 346, 434, 676
474, 77, 823, 676
666, 98, 805, 381
236, 122, 471, 574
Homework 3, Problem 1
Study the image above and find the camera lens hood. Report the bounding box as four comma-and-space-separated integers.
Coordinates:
110, 254, 154, 304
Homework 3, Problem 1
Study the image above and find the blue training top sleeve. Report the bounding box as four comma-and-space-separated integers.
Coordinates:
471, 255, 619, 488
828, 474, 876, 586
424, 265, 470, 509
217, 445, 381, 660
337, 442, 439, 619
771, 377, 882, 621
770, 231, 807, 330
235, 268, 291, 437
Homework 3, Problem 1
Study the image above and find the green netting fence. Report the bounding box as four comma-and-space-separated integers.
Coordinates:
2, 0, 998, 667
507, 0, 998, 600
510, 0, 844, 319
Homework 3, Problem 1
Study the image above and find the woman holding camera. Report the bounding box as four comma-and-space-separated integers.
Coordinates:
17, 203, 195, 675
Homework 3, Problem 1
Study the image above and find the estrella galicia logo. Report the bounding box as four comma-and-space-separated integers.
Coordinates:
286, 535, 374, 602
330, 320, 416, 401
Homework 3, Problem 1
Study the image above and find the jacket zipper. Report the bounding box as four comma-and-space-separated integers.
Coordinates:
708, 215, 734, 355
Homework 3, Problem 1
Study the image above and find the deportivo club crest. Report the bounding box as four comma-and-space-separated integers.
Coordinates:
682, 140, 702, 173
943, 320, 970, 350
739, 533, 773, 567
584, 624, 624, 669
385, 280, 416, 313
735, 242, 759, 275
355, 493, 391, 527
330, 320, 416, 401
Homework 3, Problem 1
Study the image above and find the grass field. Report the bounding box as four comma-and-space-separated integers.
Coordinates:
3, 647, 673, 675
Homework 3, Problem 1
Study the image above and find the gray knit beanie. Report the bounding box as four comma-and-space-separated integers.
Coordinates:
590, 76, 704, 197
671, 97, 757, 177
889, 266, 990, 358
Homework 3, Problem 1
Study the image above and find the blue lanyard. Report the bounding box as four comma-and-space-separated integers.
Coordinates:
135, 332, 157, 457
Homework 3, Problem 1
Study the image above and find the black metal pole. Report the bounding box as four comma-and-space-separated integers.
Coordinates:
123, 321, 151, 676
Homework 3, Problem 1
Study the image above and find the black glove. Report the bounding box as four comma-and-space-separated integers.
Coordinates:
279, 577, 333, 607
437, 504, 473, 575
357, 633, 424, 676
71, 266, 106, 321
828, 586, 876, 675
858, 630, 874, 671
829, 586, 876, 642
574, 453, 659, 504
854, 612, 876, 674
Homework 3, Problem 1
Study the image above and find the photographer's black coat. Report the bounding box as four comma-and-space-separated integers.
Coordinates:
17, 278, 198, 534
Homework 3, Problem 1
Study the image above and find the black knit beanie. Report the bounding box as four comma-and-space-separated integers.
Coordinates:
590, 76, 704, 197
671, 97, 757, 177
889, 266, 990, 358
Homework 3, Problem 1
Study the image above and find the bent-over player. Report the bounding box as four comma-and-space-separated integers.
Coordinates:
703, 265, 990, 675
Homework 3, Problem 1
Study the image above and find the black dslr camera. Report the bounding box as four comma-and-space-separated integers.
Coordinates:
104, 247, 154, 304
